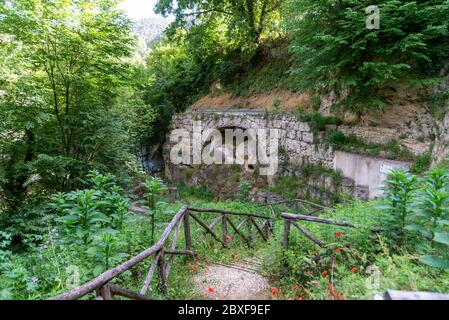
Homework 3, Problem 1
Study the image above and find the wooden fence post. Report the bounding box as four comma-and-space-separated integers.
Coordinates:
264, 219, 270, 239
157, 252, 168, 296
283, 219, 291, 250
282, 219, 291, 274
222, 213, 228, 245
96, 284, 112, 300
184, 210, 192, 251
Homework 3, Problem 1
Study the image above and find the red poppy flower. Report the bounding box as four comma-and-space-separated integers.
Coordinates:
322, 270, 328, 277
226, 235, 231, 241
271, 287, 278, 297
335, 232, 343, 237
184, 262, 190, 267
351, 267, 357, 273
335, 249, 341, 253
208, 287, 215, 293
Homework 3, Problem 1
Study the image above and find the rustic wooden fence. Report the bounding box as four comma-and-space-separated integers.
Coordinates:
50, 206, 273, 300
281, 212, 356, 249
257, 198, 333, 219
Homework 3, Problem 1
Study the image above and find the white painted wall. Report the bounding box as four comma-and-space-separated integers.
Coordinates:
334, 151, 411, 199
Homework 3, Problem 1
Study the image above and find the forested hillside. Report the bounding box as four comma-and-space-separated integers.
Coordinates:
0, 0, 448, 301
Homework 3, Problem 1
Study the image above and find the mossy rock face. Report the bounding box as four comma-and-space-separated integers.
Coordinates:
172, 160, 359, 205
270, 163, 356, 205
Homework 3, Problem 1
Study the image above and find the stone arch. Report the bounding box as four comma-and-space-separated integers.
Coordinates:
201, 125, 257, 172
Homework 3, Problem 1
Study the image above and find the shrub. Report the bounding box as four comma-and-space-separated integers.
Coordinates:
51, 171, 130, 246
407, 168, 449, 269
410, 153, 432, 174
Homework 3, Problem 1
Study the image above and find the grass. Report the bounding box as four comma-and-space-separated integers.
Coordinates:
260, 200, 449, 300
2, 192, 448, 300
294, 111, 343, 132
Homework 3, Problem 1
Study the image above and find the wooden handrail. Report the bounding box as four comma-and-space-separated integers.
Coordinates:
281, 212, 356, 228
50, 206, 189, 300
188, 207, 272, 220
256, 198, 333, 211
49, 205, 274, 300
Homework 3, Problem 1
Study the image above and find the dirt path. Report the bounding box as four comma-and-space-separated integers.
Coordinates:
193, 257, 272, 300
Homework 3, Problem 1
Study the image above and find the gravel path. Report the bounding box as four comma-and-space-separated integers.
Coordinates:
194, 258, 272, 300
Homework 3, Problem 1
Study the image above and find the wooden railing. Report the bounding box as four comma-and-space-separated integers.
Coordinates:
281, 212, 356, 249
256, 198, 334, 217
50, 206, 273, 300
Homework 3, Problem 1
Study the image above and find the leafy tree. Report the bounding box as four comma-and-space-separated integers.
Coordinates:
156, 0, 284, 46
285, 0, 449, 113
0, 0, 139, 240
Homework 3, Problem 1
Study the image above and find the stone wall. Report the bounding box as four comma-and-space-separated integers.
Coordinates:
165, 110, 334, 171
163, 110, 420, 201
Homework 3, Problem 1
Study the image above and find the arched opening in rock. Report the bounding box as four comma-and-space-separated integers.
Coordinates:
201, 126, 256, 172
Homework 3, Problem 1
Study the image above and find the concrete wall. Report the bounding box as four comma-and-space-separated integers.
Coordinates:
334, 151, 411, 199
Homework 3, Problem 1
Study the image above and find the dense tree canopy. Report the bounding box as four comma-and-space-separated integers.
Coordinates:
285, 0, 449, 111
156, 0, 284, 48
0, 0, 142, 238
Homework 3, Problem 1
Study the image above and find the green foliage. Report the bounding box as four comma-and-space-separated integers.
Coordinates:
379, 169, 417, 246
86, 230, 129, 276
51, 171, 130, 246
0, 231, 12, 265
238, 181, 253, 201
53, 190, 110, 246
179, 183, 215, 201
0, 0, 140, 242
295, 112, 343, 132
407, 168, 449, 269
379, 167, 449, 269
410, 152, 432, 174
143, 177, 169, 244
327, 130, 414, 161
271, 163, 345, 204
285, 0, 449, 112
156, 0, 283, 47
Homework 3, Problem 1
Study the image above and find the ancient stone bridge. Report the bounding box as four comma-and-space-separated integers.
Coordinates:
163, 110, 416, 200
